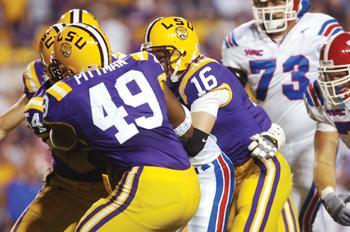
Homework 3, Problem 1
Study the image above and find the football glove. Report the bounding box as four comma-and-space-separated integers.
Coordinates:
322, 192, 350, 226
248, 123, 285, 160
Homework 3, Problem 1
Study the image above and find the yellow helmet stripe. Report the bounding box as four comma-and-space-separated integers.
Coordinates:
52, 23, 65, 33
70, 24, 110, 67
144, 17, 164, 43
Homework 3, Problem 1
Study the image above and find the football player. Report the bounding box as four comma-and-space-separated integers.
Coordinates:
221, 0, 343, 231
11, 10, 118, 232
35, 23, 200, 231
142, 16, 295, 232
304, 32, 350, 227
0, 9, 101, 141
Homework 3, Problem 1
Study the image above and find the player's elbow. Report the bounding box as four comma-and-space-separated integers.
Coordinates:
184, 128, 208, 157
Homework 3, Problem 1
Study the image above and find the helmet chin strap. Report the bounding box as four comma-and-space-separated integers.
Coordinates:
170, 53, 184, 83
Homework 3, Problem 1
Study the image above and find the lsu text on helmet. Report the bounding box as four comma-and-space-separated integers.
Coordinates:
57, 9, 101, 29
252, 0, 310, 34
39, 23, 66, 67
50, 23, 111, 82
318, 32, 350, 106
141, 16, 199, 82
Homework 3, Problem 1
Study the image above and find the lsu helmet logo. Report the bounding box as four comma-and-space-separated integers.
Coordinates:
61, 42, 72, 57
175, 26, 188, 40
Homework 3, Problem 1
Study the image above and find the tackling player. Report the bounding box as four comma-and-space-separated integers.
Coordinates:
36, 23, 200, 231
11, 9, 117, 232
304, 32, 350, 227
221, 0, 343, 231
142, 16, 295, 232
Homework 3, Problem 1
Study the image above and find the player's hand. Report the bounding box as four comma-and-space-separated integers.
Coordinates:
322, 192, 350, 226
248, 123, 285, 160
248, 133, 278, 159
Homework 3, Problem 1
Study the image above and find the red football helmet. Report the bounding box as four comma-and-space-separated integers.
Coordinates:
318, 32, 350, 105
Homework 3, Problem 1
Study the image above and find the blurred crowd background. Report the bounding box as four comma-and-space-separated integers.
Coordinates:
0, 0, 350, 231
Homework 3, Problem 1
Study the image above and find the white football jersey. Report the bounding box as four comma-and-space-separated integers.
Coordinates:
305, 80, 350, 147
222, 13, 343, 142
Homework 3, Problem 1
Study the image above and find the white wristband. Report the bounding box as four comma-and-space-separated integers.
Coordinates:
263, 123, 286, 149
321, 186, 335, 199
173, 105, 192, 137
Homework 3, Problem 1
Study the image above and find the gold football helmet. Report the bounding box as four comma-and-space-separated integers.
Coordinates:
39, 23, 66, 67
57, 9, 100, 29
141, 16, 199, 82
50, 23, 111, 82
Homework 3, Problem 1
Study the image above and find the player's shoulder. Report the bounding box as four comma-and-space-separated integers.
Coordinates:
299, 12, 343, 37
45, 79, 73, 103
24, 58, 43, 69
304, 79, 325, 107
179, 55, 225, 104
127, 51, 158, 63
22, 59, 47, 97
303, 80, 330, 123
111, 52, 127, 61
183, 55, 220, 79
127, 51, 164, 75
223, 20, 257, 49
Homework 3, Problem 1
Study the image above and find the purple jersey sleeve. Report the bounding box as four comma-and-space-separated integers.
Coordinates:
22, 60, 47, 99
24, 80, 52, 138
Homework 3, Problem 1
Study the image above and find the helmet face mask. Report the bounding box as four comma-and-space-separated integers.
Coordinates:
252, 0, 297, 34
318, 65, 350, 105
141, 43, 184, 78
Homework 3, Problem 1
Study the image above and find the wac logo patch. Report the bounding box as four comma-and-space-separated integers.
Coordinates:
245, 49, 263, 56
326, 109, 346, 116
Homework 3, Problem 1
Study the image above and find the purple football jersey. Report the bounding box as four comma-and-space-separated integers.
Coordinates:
43, 52, 190, 171
177, 56, 272, 166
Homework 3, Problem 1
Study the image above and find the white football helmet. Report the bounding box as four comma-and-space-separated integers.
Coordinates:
252, 0, 298, 34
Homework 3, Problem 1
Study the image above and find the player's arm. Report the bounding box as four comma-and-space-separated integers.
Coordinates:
0, 94, 28, 139
185, 89, 230, 157
313, 126, 350, 226
302, 81, 350, 225
161, 82, 193, 140
314, 129, 338, 192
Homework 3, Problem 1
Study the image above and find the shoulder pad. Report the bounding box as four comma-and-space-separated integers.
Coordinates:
179, 56, 218, 104
46, 81, 72, 102
112, 52, 127, 61
23, 59, 44, 94
223, 20, 256, 49
302, 13, 343, 38
130, 51, 150, 61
